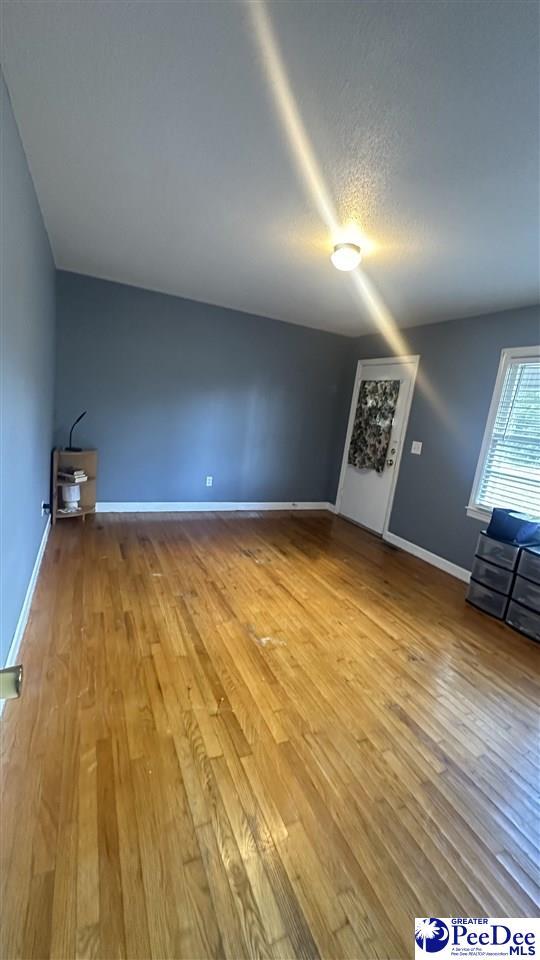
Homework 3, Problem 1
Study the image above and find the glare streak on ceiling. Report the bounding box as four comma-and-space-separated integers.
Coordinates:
247, 0, 453, 429
350, 270, 454, 429
247, 0, 405, 339
246, 0, 339, 235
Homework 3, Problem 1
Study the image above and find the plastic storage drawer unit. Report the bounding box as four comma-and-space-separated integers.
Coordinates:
511, 576, 540, 614
506, 601, 540, 642
467, 580, 509, 619
470, 557, 515, 595
517, 546, 540, 585
475, 532, 520, 571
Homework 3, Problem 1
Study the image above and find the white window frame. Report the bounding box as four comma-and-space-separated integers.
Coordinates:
466, 345, 540, 523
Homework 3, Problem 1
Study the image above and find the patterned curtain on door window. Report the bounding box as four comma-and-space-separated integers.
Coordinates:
348, 379, 401, 474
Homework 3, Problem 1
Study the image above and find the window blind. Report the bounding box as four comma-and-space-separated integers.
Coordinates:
476, 359, 540, 517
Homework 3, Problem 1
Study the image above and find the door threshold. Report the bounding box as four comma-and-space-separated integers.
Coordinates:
336, 513, 383, 539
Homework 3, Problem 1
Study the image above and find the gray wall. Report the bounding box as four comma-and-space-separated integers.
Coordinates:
351, 305, 540, 569
54, 270, 539, 573
1, 72, 56, 665
55, 272, 351, 505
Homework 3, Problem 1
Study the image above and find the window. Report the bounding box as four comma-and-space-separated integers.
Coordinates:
467, 346, 540, 522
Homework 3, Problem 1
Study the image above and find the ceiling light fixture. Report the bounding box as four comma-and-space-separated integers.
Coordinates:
331, 242, 362, 272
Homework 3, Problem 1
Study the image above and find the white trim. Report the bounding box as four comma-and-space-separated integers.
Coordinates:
466, 504, 491, 523
335, 355, 420, 536
96, 501, 333, 513
3, 520, 50, 668
468, 344, 540, 518
383, 530, 471, 583
1, 520, 51, 714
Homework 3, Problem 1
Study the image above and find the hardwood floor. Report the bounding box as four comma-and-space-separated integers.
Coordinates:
1, 511, 539, 960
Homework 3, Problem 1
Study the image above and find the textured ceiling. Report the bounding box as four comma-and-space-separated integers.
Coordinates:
2, 0, 539, 336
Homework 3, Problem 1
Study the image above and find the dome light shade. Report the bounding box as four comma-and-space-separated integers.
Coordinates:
331, 242, 362, 271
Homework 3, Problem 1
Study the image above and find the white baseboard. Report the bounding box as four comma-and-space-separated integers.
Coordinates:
383, 530, 471, 583
1, 519, 51, 714
96, 501, 333, 513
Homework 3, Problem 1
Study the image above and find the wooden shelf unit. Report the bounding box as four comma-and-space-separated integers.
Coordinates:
52, 448, 98, 524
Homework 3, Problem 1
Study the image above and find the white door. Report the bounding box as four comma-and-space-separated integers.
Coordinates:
337, 357, 418, 535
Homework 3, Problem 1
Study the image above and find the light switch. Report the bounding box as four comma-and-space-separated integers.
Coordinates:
411, 441, 422, 455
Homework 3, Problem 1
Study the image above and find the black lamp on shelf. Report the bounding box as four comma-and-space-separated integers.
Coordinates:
65, 410, 87, 452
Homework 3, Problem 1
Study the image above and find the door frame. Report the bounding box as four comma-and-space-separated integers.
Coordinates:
335, 355, 420, 537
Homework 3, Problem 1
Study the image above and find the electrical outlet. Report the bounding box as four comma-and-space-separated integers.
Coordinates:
205, 475, 213, 487
411, 441, 423, 455
41, 501, 50, 516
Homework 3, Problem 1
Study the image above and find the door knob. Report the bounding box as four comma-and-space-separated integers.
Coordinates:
0, 665, 23, 700
386, 458, 394, 466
